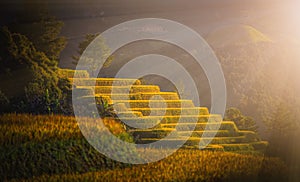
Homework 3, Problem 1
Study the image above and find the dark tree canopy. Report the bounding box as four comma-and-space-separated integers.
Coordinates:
8, 0, 66, 65
0, 0, 71, 114
0, 27, 71, 114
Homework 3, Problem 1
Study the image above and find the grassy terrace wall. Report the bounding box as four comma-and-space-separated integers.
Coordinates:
58, 69, 90, 78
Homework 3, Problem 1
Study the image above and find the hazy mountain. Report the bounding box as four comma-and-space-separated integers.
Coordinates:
205, 24, 272, 48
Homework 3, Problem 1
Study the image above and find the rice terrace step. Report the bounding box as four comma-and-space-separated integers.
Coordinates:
94, 92, 180, 100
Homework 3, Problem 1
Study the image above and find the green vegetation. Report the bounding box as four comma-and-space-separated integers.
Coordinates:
0, 1, 72, 115
96, 96, 117, 118
0, 27, 72, 114
8, 0, 67, 62
224, 107, 258, 132
72, 33, 114, 76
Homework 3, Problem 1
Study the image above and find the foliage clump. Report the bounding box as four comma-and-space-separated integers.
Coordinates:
224, 107, 258, 132
0, 27, 71, 114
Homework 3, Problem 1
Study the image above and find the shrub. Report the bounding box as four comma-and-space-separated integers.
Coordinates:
0, 27, 72, 115
224, 107, 258, 132
0, 90, 9, 113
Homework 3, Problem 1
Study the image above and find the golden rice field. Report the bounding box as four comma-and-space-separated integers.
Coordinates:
16, 150, 288, 182
0, 114, 126, 146
0, 114, 288, 182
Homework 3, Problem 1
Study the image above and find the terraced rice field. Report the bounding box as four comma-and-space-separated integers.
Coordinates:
69, 71, 268, 153
0, 69, 283, 181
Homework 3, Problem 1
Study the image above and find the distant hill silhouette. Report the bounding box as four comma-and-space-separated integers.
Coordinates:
206, 24, 272, 48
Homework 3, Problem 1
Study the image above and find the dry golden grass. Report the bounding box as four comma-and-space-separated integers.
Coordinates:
0, 114, 126, 146
0, 114, 284, 181
19, 149, 288, 182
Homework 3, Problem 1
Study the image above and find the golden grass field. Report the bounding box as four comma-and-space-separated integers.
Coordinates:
0, 114, 288, 182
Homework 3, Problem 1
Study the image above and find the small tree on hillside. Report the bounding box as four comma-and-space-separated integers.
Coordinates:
224, 107, 258, 132
73, 33, 113, 77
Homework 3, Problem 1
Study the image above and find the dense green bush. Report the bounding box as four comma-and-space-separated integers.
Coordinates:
0, 27, 72, 114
